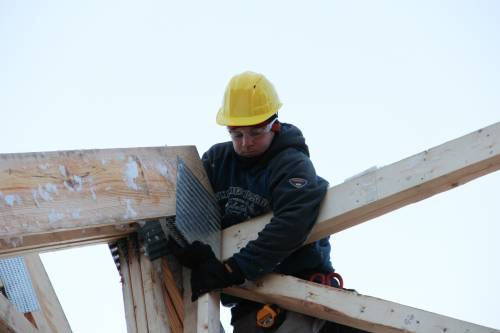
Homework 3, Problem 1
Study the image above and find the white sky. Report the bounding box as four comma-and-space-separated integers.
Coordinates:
1, 1, 499, 332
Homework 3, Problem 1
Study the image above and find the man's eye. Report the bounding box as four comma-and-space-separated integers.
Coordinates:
250, 130, 264, 137
230, 132, 243, 139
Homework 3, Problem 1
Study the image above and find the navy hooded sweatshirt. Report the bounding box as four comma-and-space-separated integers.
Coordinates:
202, 123, 333, 282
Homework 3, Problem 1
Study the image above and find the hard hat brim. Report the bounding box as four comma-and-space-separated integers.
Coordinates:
216, 103, 282, 126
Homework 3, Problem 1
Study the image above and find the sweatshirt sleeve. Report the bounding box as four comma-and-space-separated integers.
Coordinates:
232, 148, 328, 280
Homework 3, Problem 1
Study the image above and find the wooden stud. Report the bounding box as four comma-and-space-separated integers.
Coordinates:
116, 239, 138, 333
139, 251, 171, 332
127, 236, 149, 333
182, 268, 197, 333
23, 253, 72, 333
161, 257, 183, 333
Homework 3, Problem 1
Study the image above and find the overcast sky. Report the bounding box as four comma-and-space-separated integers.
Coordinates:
1, 1, 499, 332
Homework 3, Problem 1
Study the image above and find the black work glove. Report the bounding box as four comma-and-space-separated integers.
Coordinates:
173, 241, 245, 301
191, 256, 245, 301
168, 239, 216, 269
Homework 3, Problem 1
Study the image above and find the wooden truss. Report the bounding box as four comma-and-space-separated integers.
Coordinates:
0, 253, 71, 333
0, 122, 499, 332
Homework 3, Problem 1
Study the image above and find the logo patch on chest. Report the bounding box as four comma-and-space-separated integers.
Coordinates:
289, 177, 308, 188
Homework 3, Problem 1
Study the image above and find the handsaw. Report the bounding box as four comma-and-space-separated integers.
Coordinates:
174, 158, 221, 254
138, 158, 221, 259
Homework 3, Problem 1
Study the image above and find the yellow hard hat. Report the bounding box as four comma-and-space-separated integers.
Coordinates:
216, 71, 282, 126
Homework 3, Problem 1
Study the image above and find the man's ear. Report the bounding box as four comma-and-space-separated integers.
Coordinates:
271, 121, 281, 133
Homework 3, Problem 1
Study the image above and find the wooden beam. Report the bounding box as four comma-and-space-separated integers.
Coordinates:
196, 294, 220, 333
118, 236, 180, 333
0, 293, 39, 333
0, 146, 207, 250
140, 251, 171, 333
127, 236, 149, 333
222, 121, 500, 259
183, 268, 197, 333
225, 274, 500, 333
23, 253, 73, 333
0, 224, 136, 258
116, 239, 138, 333
161, 257, 183, 333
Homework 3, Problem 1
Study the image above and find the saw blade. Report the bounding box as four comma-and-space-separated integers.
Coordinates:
175, 158, 221, 256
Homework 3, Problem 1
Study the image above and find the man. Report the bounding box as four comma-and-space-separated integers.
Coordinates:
175, 71, 360, 332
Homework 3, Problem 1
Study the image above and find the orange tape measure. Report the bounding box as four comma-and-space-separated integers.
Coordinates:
256, 304, 283, 329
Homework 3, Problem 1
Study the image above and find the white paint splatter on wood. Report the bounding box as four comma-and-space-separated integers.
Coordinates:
156, 163, 169, 177
48, 210, 65, 223
73, 176, 83, 192
4, 194, 22, 207
71, 209, 81, 219
124, 199, 137, 219
63, 175, 84, 192
124, 157, 140, 190
59, 165, 67, 177
37, 183, 58, 202
32, 190, 40, 207
90, 187, 97, 200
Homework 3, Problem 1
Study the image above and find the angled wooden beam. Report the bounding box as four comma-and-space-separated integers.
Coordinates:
225, 274, 499, 333
23, 253, 72, 333
0, 293, 39, 333
222, 122, 500, 259
0, 145, 208, 256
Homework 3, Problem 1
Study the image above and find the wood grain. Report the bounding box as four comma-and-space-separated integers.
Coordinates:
225, 274, 500, 333
0, 145, 207, 238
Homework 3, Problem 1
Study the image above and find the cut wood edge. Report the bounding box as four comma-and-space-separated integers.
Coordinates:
224, 274, 500, 333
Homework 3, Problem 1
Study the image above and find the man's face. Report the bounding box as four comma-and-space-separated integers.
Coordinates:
228, 121, 275, 158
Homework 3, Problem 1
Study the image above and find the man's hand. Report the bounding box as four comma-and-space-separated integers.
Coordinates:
167, 239, 214, 269
190, 256, 245, 301
172, 240, 245, 301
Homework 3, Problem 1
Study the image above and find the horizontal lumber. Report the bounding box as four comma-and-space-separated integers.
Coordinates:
0, 224, 136, 258
0, 294, 39, 333
222, 122, 500, 259
225, 274, 500, 333
0, 146, 208, 256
